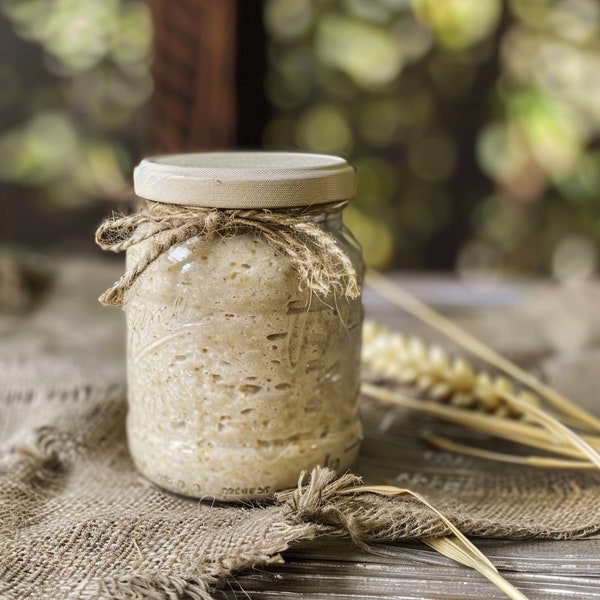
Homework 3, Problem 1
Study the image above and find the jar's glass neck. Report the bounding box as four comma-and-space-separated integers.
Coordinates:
309, 211, 342, 224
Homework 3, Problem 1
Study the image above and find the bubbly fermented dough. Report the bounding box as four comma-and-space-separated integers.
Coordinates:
125, 229, 362, 500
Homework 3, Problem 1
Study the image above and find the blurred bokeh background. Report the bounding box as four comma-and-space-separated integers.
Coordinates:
1, 0, 599, 282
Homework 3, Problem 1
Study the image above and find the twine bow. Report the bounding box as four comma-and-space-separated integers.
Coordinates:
95, 201, 360, 307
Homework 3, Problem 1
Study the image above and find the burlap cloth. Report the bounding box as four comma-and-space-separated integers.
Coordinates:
1, 259, 599, 599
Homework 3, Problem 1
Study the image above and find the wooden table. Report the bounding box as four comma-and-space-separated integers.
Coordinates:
2, 259, 598, 599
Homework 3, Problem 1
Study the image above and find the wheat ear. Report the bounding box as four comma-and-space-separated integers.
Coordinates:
365, 269, 600, 433
361, 322, 600, 468
363, 321, 539, 419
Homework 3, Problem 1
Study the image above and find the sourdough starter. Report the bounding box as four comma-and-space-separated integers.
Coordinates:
125, 228, 362, 500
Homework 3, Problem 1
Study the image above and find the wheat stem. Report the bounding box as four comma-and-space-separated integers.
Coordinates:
343, 485, 529, 600
365, 269, 600, 433
496, 389, 600, 469
422, 431, 596, 469
362, 383, 599, 462
362, 321, 600, 452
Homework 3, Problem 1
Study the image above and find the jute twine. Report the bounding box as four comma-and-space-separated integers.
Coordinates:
95, 200, 360, 307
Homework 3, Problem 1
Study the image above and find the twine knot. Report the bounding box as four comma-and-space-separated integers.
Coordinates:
95, 201, 360, 307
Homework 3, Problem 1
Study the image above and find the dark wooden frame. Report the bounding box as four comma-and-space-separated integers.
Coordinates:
149, 0, 267, 153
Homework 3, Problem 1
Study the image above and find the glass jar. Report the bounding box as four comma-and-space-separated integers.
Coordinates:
122, 152, 363, 500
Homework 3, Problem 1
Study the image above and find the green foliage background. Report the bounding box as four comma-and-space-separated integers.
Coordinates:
264, 0, 600, 281
1, 0, 599, 280
0, 0, 152, 207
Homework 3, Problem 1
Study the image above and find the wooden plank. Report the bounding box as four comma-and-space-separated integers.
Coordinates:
149, 0, 237, 152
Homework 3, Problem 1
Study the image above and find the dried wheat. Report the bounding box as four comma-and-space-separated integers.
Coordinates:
361, 321, 600, 468
421, 431, 597, 470
340, 484, 529, 600
365, 269, 600, 433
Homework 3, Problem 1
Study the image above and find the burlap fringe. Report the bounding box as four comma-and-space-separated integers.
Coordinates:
277, 467, 450, 545
95, 201, 360, 307
93, 468, 454, 600
279, 470, 526, 600
3, 424, 514, 600
92, 575, 214, 600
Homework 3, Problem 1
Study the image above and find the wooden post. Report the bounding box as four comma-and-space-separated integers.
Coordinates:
149, 0, 238, 152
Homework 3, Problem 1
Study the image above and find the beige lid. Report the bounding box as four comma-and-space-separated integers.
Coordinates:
133, 151, 355, 208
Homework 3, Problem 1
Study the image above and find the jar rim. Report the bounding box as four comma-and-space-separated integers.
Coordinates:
133, 151, 355, 209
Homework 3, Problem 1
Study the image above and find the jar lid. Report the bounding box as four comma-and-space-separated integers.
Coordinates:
133, 151, 355, 208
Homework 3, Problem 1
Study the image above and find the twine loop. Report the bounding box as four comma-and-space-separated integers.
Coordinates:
95, 201, 360, 307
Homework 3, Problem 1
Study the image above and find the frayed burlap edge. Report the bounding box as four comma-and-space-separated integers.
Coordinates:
3, 408, 600, 600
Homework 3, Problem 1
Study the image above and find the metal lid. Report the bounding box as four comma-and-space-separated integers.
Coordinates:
133, 151, 355, 208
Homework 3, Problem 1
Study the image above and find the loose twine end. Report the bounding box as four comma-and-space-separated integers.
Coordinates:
95, 202, 360, 308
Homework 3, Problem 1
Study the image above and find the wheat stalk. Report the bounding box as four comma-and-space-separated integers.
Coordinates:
341, 484, 529, 600
361, 321, 600, 468
421, 431, 597, 470
362, 382, 598, 458
365, 269, 600, 433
